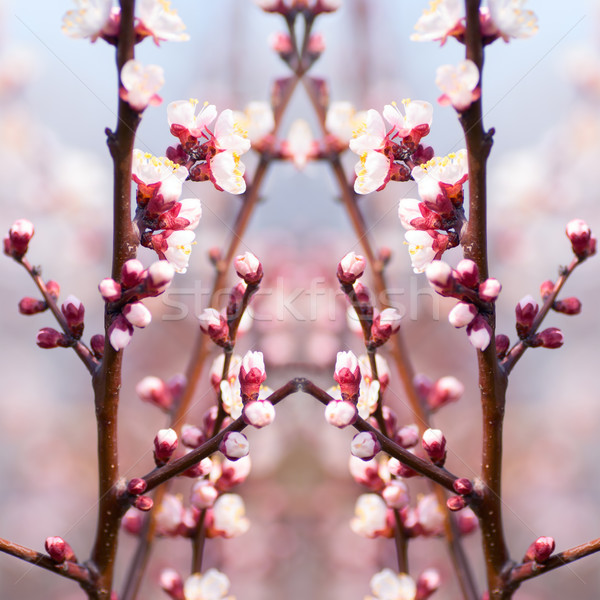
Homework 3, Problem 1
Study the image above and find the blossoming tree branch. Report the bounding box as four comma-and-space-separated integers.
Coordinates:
2, 1, 599, 600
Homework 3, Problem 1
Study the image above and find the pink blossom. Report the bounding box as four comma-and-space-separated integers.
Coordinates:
119, 60, 164, 111
436, 60, 481, 112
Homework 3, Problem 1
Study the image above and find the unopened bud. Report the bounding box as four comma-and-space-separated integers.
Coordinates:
447, 495, 467, 511
553, 297, 581, 315
219, 431, 250, 460
190, 481, 218, 509
239, 351, 267, 402
127, 478, 147, 496
532, 327, 564, 349
147, 260, 175, 293
395, 424, 420, 448
61, 295, 85, 337
154, 428, 178, 465
479, 278, 501, 302
46, 280, 61, 299
428, 376, 464, 410
523, 536, 555, 563
122, 507, 143, 534
350, 431, 381, 460
337, 252, 366, 285
5, 219, 34, 259
181, 424, 205, 448
422, 428, 446, 465
19, 297, 47, 315
108, 315, 133, 351
121, 259, 145, 288
566, 218, 596, 259
370, 308, 402, 347
466, 314, 492, 351
425, 260, 454, 294
457, 507, 478, 535
453, 478, 473, 495
136, 376, 172, 410
198, 308, 230, 347
539, 279, 554, 300
160, 568, 184, 600
416, 568, 441, 600
45, 536, 76, 563
243, 400, 275, 428
36, 327, 70, 349
515, 295, 539, 337
382, 480, 409, 508
325, 399, 358, 428
233, 252, 263, 285
448, 302, 477, 328
123, 302, 152, 328
134, 496, 154, 511
495, 334, 510, 359
455, 259, 479, 288
387, 456, 418, 478
98, 278, 122, 302
333, 350, 361, 401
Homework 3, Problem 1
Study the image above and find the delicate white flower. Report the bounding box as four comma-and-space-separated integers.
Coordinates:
214, 109, 251, 154
284, 119, 316, 170
61, 0, 113, 41
176, 198, 202, 230
220, 379, 243, 419
232, 102, 274, 145
398, 198, 423, 230
349, 109, 386, 154
211, 493, 250, 538
120, 60, 164, 111
410, 0, 464, 44
404, 230, 437, 273
488, 0, 538, 41
411, 150, 468, 204
354, 150, 390, 194
357, 378, 380, 419
209, 150, 246, 194
183, 568, 234, 600
164, 230, 195, 273
326, 101, 367, 146
365, 568, 417, 600
383, 99, 433, 138
168, 99, 217, 138
132, 150, 189, 203
350, 493, 389, 538
358, 354, 391, 388
436, 60, 480, 112
137, 0, 190, 44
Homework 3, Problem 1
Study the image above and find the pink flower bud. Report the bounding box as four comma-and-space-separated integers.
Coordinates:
416, 568, 441, 600
45, 536, 76, 563
495, 334, 510, 358
36, 327, 70, 349
108, 315, 134, 351
533, 327, 564, 349
523, 536, 555, 563
539, 279, 554, 300
160, 568, 184, 600
190, 481, 219, 509
61, 295, 85, 337
239, 351, 267, 401
134, 496, 154, 511
127, 478, 147, 495
337, 252, 366, 285
98, 278, 122, 302
388, 456, 418, 478
135, 376, 173, 410
181, 424, 205, 448
203, 406, 218, 436
5, 219, 34, 259
307, 32, 325, 55
455, 259, 479, 288
395, 424, 420, 448
553, 297, 581, 315
233, 252, 263, 285
45, 280, 60, 299
382, 480, 410, 508
446, 495, 467, 511
243, 400, 275, 428
182, 455, 213, 479
333, 351, 361, 401
353, 283, 372, 306
370, 308, 402, 347
121, 259, 145, 288
324, 399, 358, 428
515, 295, 539, 337
227, 282, 247, 319
269, 31, 294, 55
448, 302, 477, 328
198, 308, 230, 347
457, 507, 478, 535
425, 260, 454, 294
351, 431, 381, 460
566, 219, 596, 259
466, 315, 492, 351
428, 376, 464, 410
453, 478, 473, 495
123, 302, 152, 328
18, 297, 47, 315
414, 374, 433, 401
154, 428, 178, 465
219, 431, 250, 460
479, 278, 501, 302
381, 406, 397, 434
122, 508, 143, 535
147, 260, 175, 294
422, 428, 446, 465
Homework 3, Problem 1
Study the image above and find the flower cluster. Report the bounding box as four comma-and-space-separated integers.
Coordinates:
411, 0, 538, 46
62, 0, 190, 45
160, 567, 235, 600
131, 150, 201, 273
399, 149, 469, 273
100, 258, 175, 350
350, 100, 434, 194
425, 258, 500, 350
166, 100, 251, 195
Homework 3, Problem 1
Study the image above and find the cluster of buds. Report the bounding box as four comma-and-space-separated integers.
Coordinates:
426, 259, 501, 350
414, 373, 464, 412
161, 568, 233, 600
239, 352, 275, 428
399, 149, 469, 273
36, 294, 87, 350
132, 149, 201, 273
511, 294, 564, 351
4, 218, 34, 260
62, 0, 189, 46
350, 100, 435, 195
100, 258, 175, 351
411, 0, 538, 46
165, 100, 250, 195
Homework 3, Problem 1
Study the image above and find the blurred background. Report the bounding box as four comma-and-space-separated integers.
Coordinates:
1, 0, 600, 598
